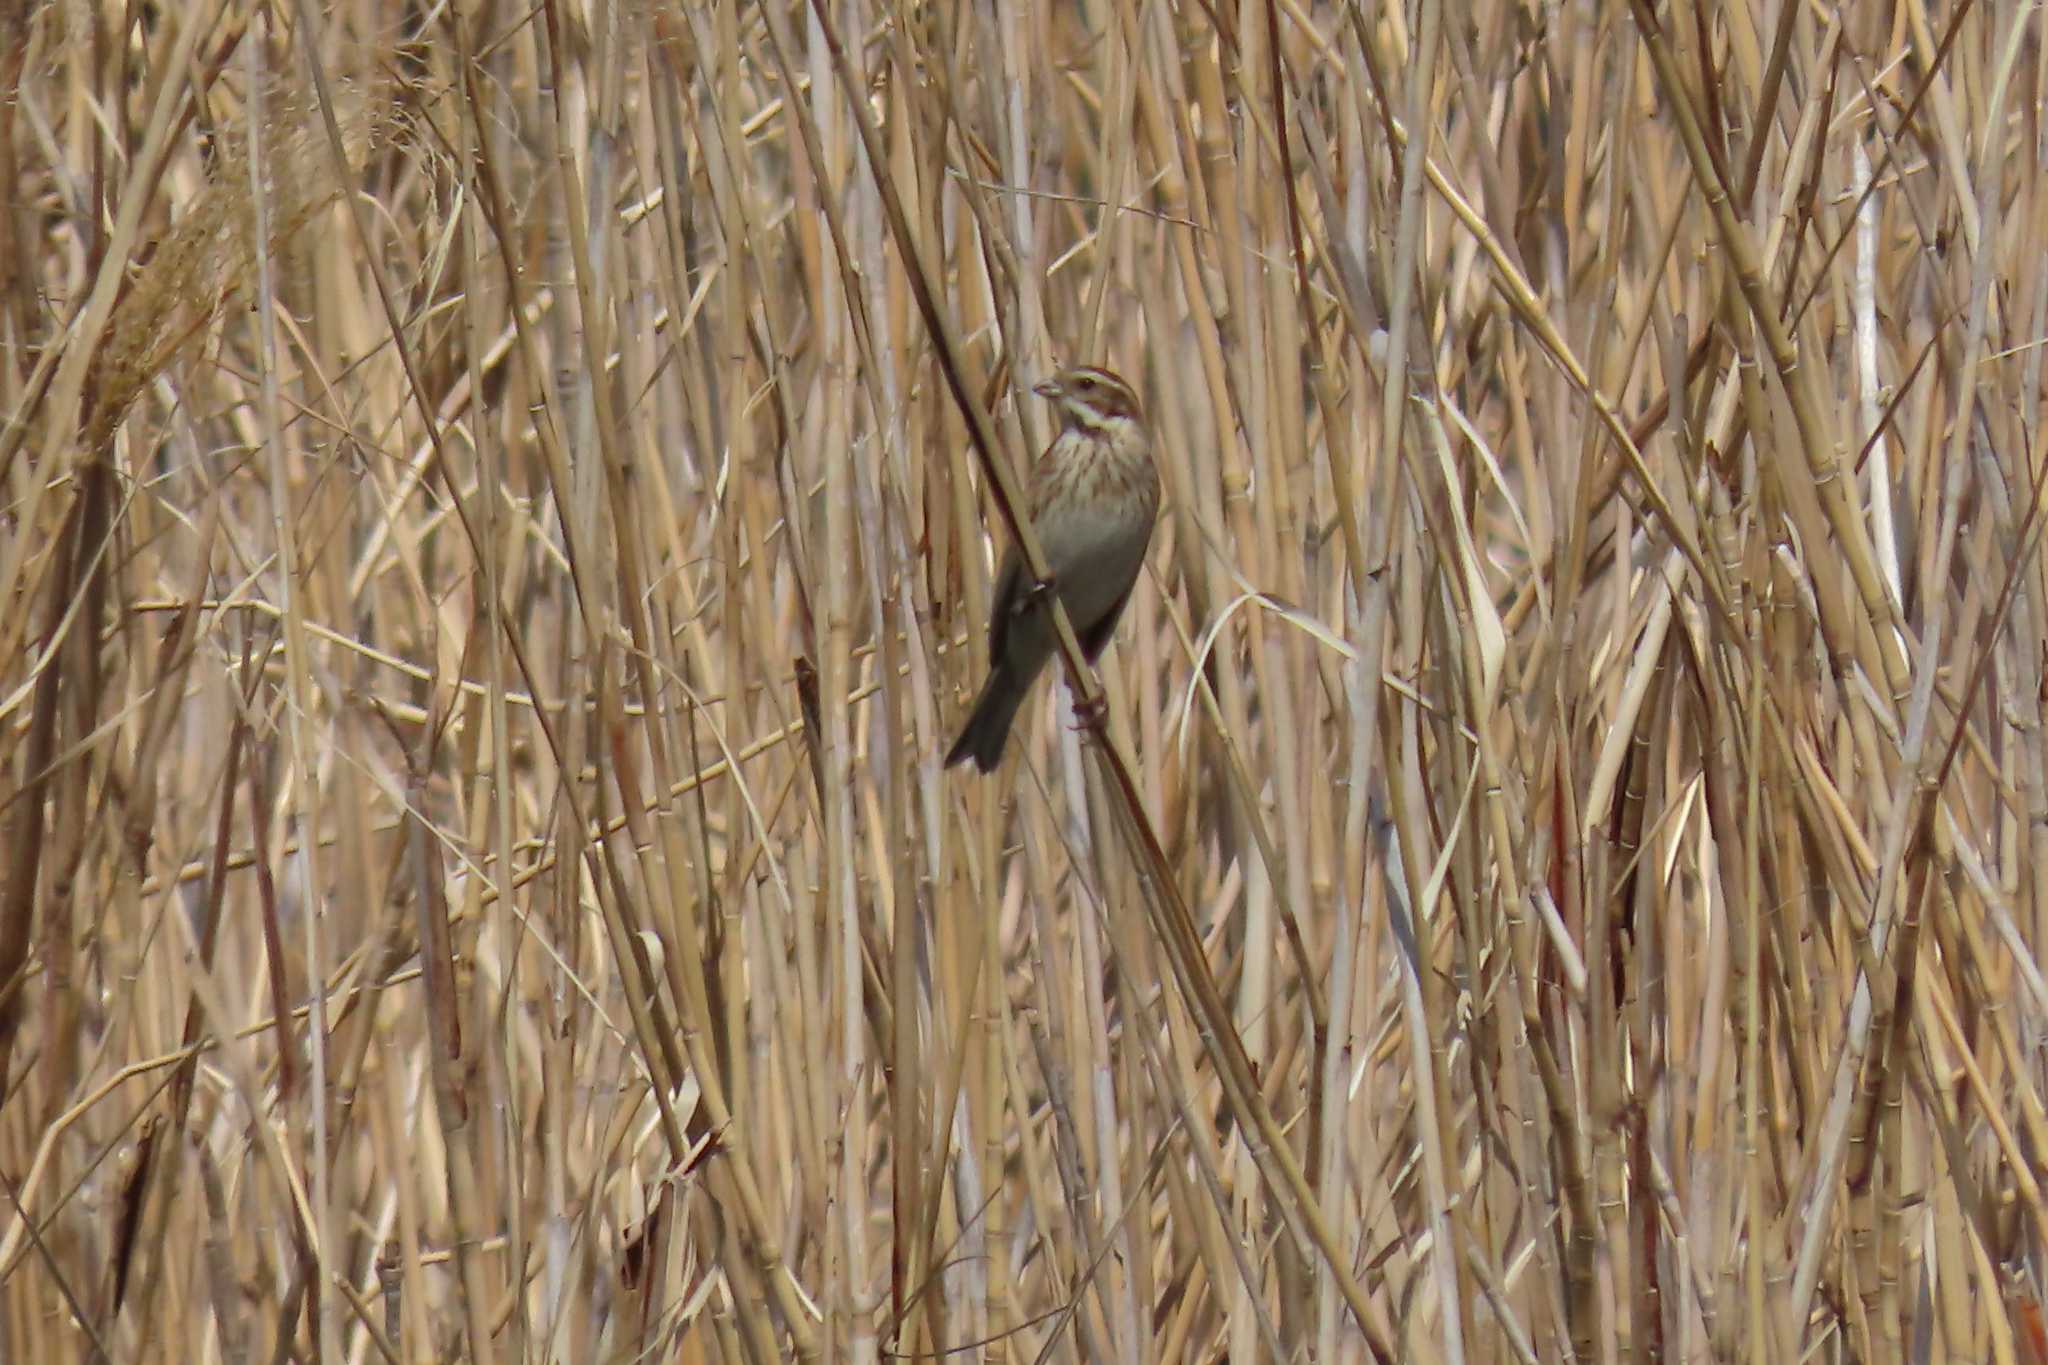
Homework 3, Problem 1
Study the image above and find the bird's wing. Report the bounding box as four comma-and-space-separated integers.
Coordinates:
987, 548, 1024, 664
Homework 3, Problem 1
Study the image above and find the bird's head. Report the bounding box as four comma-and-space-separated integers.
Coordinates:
1034, 366, 1143, 435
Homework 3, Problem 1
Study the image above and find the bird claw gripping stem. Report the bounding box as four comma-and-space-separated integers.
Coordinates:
1069, 693, 1109, 731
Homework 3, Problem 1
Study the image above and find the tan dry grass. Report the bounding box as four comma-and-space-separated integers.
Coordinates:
3, 0, 2046, 1360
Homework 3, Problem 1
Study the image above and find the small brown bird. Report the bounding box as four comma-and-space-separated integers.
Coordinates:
946, 364, 1160, 772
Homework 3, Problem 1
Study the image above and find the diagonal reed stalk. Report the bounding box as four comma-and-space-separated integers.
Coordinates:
5, 0, 2048, 1361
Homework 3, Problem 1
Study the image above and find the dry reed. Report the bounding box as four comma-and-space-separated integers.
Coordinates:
3, 0, 2046, 1360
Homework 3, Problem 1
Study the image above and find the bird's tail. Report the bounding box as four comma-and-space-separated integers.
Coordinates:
945, 666, 1029, 772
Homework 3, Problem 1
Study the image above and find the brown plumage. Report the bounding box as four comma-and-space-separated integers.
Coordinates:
946, 365, 1160, 772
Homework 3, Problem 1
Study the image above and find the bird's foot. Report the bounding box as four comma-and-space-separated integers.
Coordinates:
1070, 693, 1109, 732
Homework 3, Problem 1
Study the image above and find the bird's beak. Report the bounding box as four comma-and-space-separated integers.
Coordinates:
1032, 378, 1062, 399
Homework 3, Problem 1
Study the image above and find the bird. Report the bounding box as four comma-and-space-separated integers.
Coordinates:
945, 364, 1160, 773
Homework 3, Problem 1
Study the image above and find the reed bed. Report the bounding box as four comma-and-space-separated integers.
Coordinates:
3, 0, 2045, 1359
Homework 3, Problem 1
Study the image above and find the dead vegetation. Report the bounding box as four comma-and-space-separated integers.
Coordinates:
3, 0, 2046, 1360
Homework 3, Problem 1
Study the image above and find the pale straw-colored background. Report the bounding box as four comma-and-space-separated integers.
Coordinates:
1, 0, 2042, 1360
